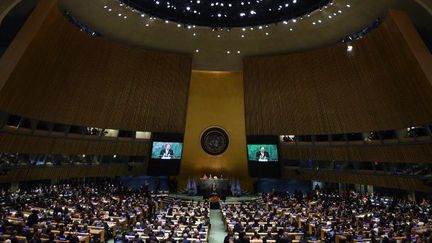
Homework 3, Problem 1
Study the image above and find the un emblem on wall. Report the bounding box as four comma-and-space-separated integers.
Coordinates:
201, 127, 229, 156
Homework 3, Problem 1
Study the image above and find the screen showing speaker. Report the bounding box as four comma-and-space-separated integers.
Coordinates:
151, 142, 183, 160
247, 136, 281, 178
247, 144, 279, 162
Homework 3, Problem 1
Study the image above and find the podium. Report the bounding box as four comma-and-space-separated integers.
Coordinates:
200, 178, 230, 199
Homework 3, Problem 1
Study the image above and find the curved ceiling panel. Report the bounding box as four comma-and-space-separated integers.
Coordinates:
59, 0, 402, 71
119, 0, 332, 28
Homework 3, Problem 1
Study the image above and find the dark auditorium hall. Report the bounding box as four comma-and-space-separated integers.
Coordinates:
1, 0, 432, 242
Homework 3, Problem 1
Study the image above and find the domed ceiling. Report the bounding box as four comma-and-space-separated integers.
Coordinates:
119, 0, 332, 28
57, 0, 432, 71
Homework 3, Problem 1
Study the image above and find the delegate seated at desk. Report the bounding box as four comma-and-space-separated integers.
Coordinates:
256, 146, 269, 161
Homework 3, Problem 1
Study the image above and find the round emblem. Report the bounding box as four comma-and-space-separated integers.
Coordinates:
201, 127, 229, 156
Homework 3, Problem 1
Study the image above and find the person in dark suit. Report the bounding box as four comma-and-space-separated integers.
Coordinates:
159, 143, 174, 158
255, 146, 269, 161
26, 210, 39, 227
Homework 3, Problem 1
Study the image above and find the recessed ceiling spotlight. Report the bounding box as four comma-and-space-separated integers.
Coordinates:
117, 0, 334, 28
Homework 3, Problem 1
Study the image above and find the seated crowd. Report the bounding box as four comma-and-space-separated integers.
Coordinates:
222, 191, 432, 243
117, 199, 210, 242
0, 178, 210, 242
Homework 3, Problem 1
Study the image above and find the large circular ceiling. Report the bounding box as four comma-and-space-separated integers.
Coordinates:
59, 0, 432, 71
120, 0, 332, 27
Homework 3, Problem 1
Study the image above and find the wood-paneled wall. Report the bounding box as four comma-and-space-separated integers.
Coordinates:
0, 164, 147, 183
244, 10, 432, 135
282, 167, 432, 193
280, 143, 432, 164
0, 0, 191, 133
0, 133, 150, 155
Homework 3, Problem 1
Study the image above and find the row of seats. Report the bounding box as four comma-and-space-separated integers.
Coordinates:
0, 178, 209, 242
221, 191, 432, 242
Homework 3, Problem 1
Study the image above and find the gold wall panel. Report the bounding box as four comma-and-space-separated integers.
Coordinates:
179, 71, 251, 189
